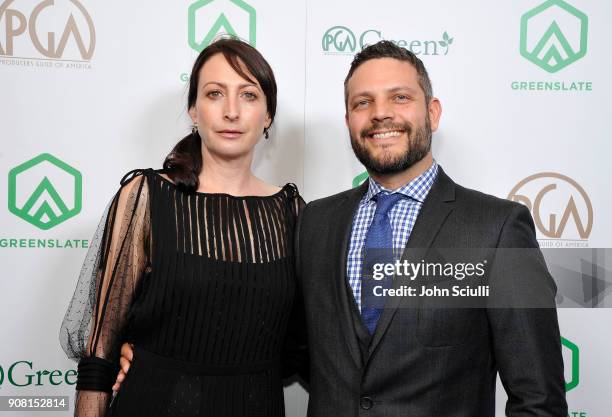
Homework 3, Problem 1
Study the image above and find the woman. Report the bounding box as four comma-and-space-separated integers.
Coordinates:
60, 37, 307, 417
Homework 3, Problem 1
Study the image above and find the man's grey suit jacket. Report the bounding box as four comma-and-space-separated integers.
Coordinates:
295, 165, 567, 417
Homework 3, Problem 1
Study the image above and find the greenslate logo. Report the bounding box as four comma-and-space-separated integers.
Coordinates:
188, 0, 256, 52
8, 154, 82, 230
352, 171, 369, 188
561, 336, 579, 391
520, 0, 588, 73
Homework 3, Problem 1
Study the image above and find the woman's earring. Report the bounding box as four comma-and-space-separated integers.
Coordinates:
263, 127, 269, 140
192, 124, 198, 134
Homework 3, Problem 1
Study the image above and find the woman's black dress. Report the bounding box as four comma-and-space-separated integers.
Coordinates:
60, 169, 306, 417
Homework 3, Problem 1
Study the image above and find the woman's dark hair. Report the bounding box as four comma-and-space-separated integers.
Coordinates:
163, 37, 278, 192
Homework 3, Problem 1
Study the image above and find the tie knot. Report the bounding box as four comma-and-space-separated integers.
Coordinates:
374, 192, 403, 216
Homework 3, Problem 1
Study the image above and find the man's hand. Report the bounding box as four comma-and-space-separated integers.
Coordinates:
112, 343, 134, 392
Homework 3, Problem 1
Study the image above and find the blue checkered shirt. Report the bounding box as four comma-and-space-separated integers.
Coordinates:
347, 161, 439, 310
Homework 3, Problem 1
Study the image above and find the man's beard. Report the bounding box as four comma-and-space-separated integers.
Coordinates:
350, 116, 432, 175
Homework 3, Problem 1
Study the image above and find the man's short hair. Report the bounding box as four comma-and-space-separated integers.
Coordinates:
344, 40, 433, 111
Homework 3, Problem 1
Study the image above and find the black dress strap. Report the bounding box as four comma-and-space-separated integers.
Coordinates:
120, 168, 152, 186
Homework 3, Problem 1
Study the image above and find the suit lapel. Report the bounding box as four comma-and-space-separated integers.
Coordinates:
368, 166, 457, 357
332, 181, 369, 369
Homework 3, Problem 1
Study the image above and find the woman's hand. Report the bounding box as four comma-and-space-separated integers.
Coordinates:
112, 343, 134, 392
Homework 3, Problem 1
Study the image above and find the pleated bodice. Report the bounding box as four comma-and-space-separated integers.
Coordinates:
129, 172, 300, 368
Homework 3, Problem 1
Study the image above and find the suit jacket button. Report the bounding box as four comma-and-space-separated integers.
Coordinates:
360, 396, 373, 410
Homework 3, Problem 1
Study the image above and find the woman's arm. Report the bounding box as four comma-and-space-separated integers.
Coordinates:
60, 172, 151, 416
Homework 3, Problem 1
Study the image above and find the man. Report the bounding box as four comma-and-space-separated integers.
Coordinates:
295, 41, 567, 416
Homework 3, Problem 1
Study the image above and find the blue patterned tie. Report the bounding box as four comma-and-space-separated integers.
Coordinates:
361, 192, 404, 334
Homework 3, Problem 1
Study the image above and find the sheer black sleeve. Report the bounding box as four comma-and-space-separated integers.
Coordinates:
59, 171, 151, 417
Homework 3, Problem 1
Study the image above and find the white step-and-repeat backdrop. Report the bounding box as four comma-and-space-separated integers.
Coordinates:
1, 1, 610, 416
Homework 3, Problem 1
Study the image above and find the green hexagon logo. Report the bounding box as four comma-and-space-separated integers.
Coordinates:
188, 0, 256, 52
8, 154, 82, 230
561, 336, 579, 392
520, 0, 588, 73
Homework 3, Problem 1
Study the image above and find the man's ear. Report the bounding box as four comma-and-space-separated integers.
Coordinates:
428, 98, 442, 132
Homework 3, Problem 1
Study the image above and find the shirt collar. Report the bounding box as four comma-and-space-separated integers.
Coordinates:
364, 160, 439, 203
